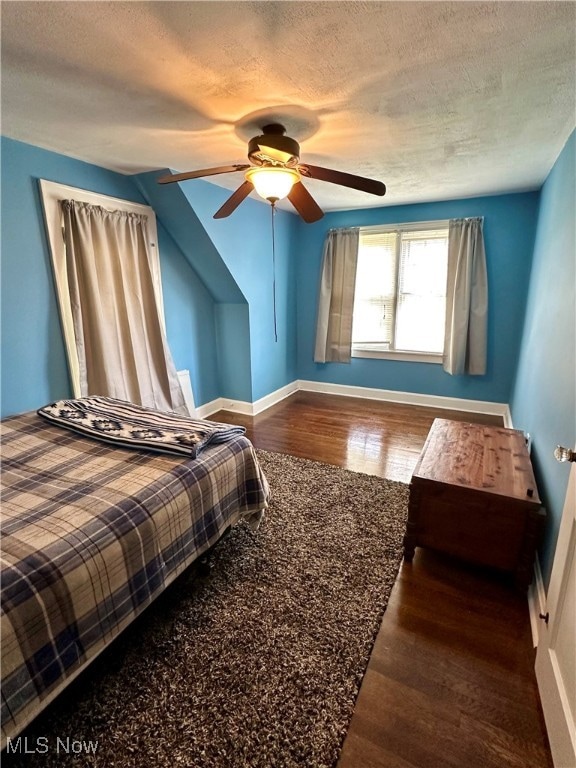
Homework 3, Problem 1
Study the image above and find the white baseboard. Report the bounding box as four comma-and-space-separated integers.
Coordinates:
296, 379, 509, 420
251, 381, 299, 414
195, 397, 226, 419
199, 379, 509, 420
197, 381, 298, 419
528, 555, 547, 648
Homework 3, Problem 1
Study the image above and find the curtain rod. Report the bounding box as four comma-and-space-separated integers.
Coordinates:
329, 217, 483, 234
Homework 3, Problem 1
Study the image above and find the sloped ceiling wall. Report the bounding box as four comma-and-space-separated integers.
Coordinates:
136, 174, 298, 402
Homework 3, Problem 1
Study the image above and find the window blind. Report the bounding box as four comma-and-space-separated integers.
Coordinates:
396, 229, 449, 352
352, 231, 398, 346
352, 224, 449, 354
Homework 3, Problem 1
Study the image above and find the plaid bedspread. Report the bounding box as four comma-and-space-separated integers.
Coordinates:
0, 411, 269, 749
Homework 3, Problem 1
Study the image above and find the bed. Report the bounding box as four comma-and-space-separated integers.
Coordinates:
0, 408, 269, 749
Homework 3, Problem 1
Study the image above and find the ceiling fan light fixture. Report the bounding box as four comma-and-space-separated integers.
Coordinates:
245, 166, 300, 203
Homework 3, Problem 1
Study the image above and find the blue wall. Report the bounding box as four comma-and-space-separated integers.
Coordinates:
156, 221, 221, 407
0, 137, 220, 415
295, 193, 540, 404
511, 131, 576, 587
169, 177, 299, 402
135, 172, 253, 402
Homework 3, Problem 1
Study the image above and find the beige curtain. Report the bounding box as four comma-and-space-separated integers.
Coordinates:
443, 217, 488, 375
314, 227, 360, 363
61, 200, 186, 413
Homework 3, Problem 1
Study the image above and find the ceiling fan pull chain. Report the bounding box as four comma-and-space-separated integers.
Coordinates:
271, 203, 278, 344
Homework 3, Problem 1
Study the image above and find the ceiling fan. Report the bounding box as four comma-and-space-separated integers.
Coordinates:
157, 123, 386, 223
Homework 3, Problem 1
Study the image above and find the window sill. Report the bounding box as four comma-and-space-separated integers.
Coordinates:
352, 347, 443, 364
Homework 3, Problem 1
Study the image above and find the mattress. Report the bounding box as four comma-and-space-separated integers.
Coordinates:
0, 411, 269, 748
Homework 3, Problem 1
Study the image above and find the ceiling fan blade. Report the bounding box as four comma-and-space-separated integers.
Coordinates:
299, 164, 386, 196
257, 143, 293, 164
213, 180, 254, 219
288, 181, 324, 223
157, 164, 250, 185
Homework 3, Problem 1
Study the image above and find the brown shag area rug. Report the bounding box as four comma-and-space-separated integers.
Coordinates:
3, 451, 408, 768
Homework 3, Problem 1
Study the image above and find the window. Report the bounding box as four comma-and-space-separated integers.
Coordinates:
351, 222, 449, 361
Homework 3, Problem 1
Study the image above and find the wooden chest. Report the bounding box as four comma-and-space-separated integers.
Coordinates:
403, 419, 545, 589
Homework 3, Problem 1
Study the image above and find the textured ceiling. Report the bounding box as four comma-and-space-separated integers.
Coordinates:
2, 1, 575, 212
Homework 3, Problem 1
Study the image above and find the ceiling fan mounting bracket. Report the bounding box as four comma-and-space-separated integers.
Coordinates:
260, 123, 287, 135
248, 123, 301, 168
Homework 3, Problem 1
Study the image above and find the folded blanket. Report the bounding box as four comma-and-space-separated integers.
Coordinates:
38, 397, 246, 458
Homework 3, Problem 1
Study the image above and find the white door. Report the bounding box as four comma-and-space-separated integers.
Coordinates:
536, 459, 576, 768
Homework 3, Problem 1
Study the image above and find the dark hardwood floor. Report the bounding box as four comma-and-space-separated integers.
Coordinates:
212, 391, 553, 768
